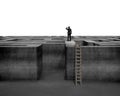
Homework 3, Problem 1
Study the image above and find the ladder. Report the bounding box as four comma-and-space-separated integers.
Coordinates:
75, 43, 82, 85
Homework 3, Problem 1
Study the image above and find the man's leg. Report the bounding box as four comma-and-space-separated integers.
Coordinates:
70, 35, 71, 41
68, 35, 70, 41
67, 34, 69, 41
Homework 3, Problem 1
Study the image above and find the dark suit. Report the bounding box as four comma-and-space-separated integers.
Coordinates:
66, 27, 72, 41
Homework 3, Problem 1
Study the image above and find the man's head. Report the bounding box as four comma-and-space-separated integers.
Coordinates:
68, 26, 70, 29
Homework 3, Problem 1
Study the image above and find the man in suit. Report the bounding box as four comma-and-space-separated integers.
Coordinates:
66, 26, 72, 41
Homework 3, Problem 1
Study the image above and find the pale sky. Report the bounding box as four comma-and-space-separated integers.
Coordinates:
0, 0, 120, 36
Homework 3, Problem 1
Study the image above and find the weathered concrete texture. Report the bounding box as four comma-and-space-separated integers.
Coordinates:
1, 36, 120, 82
65, 41, 75, 80
36, 45, 43, 80
67, 46, 120, 81
42, 42, 65, 80
0, 81, 120, 96
0, 45, 42, 80
65, 47, 75, 80
82, 46, 120, 81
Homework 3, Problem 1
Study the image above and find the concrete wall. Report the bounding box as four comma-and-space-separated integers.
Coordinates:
82, 46, 120, 81
42, 43, 65, 80
66, 46, 120, 82
65, 47, 75, 80
36, 46, 42, 80
0, 45, 42, 80
65, 41, 75, 80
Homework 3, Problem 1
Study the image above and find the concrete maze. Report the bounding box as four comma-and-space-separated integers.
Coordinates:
0, 36, 120, 96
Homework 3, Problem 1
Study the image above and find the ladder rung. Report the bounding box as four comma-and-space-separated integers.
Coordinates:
76, 58, 80, 59
75, 58, 81, 60
76, 70, 80, 71
76, 50, 80, 51
76, 50, 80, 52
76, 46, 80, 48
76, 54, 80, 56
76, 48, 80, 50
75, 61, 80, 65
76, 81, 81, 83
75, 56, 81, 57
75, 68, 80, 70
76, 54, 81, 55
75, 66, 80, 68
75, 59, 81, 61
76, 66, 80, 67
76, 59, 81, 60
76, 74, 81, 76
75, 64, 81, 66
75, 67, 80, 68
75, 70, 81, 71
76, 72, 81, 73
76, 56, 80, 58
76, 59, 80, 61
76, 49, 80, 51
75, 50, 80, 52
75, 72, 81, 73
75, 65, 81, 67
76, 78, 81, 80
75, 47, 80, 50
76, 53, 80, 55
75, 62, 81, 64
75, 61, 81, 63
76, 52, 80, 53
76, 51, 80, 52
76, 63, 81, 65
76, 75, 80, 77
76, 73, 81, 75
75, 60, 81, 62
75, 57, 81, 59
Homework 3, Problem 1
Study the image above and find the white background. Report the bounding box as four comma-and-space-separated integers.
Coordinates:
0, 0, 120, 36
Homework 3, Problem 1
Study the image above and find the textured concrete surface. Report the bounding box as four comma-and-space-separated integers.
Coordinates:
67, 46, 120, 81
65, 41, 75, 80
0, 36, 120, 82
0, 36, 120, 96
65, 41, 76, 47
82, 46, 120, 81
42, 42, 65, 80
0, 81, 120, 96
0, 45, 42, 80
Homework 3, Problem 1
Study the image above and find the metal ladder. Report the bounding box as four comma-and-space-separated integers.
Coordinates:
75, 43, 82, 85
